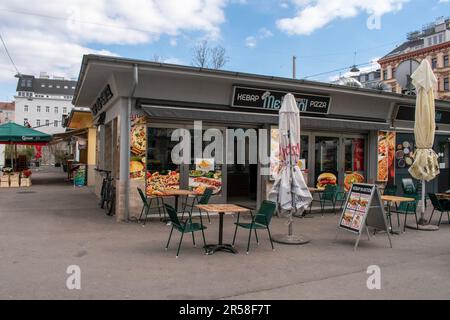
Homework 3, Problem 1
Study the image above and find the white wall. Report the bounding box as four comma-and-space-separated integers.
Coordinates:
14, 96, 74, 134
0, 144, 5, 167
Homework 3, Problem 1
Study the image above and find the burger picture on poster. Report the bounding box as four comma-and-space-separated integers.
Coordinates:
316, 172, 337, 189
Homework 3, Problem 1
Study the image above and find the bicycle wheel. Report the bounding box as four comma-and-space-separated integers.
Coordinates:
106, 187, 116, 216
100, 179, 107, 208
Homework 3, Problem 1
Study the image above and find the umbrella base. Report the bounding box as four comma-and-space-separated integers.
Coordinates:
272, 234, 310, 245
405, 224, 439, 231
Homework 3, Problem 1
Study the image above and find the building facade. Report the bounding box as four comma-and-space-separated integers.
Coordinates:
0, 102, 14, 124
14, 73, 77, 134
351, 70, 381, 88
379, 17, 450, 100
73, 54, 450, 222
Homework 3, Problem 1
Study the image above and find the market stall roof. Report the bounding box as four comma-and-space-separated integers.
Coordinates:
51, 128, 88, 145
0, 122, 52, 145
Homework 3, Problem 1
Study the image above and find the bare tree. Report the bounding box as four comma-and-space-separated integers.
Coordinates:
211, 45, 228, 70
192, 40, 210, 68
192, 40, 228, 69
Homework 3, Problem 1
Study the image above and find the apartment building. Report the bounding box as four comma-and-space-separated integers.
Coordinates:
379, 17, 450, 100
14, 73, 77, 134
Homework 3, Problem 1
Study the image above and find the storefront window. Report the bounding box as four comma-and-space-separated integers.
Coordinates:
146, 128, 180, 195
188, 129, 223, 195
343, 138, 366, 191
344, 138, 365, 172
270, 127, 309, 176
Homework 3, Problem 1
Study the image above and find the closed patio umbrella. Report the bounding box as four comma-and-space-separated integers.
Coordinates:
269, 93, 313, 244
408, 60, 440, 229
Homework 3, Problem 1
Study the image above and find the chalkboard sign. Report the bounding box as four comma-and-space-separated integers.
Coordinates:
336, 183, 392, 250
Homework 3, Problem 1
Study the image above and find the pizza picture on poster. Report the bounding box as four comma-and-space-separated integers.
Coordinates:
339, 184, 374, 233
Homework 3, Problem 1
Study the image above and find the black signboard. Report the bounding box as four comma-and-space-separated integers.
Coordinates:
232, 86, 331, 114
92, 85, 114, 116
396, 105, 450, 125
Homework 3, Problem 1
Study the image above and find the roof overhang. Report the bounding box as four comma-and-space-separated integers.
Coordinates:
66, 109, 93, 130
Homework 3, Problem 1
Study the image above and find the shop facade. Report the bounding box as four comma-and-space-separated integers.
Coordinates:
73, 55, 450, 221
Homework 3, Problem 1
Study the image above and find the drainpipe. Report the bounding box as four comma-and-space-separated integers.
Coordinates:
120, 64, 139, 221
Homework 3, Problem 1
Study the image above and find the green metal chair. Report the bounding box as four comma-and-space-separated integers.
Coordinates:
164, 204, 207, 258
392, 194, 419, 232
232, 200, 276, 254
334, 186, 347, 213
181, 188, 214, 223
383, 184, 397, 195
318, 185, 337, 215
137, 187, 165, 225
428, 193, 450, 226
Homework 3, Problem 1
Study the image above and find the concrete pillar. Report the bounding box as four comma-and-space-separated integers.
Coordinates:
87, 127, 97, 187
117, 99, 130, 221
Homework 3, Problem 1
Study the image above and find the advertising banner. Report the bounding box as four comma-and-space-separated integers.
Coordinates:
377, 131, 396, 183
130, 115, 147, 181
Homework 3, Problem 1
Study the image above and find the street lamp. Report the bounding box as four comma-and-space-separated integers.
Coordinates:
350, 65, 360, 73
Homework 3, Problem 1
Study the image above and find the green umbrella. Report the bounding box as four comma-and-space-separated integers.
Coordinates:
0, 122, 51, 170
0, 122, 51, 144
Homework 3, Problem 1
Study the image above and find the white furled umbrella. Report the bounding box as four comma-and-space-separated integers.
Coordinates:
269, 93, 313, 244
408, 59, 440, 229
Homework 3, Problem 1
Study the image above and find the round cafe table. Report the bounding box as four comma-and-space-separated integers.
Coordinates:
196, 204, 250, 255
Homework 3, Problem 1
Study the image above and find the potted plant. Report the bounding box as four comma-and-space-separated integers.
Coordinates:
54, 151, 69, 169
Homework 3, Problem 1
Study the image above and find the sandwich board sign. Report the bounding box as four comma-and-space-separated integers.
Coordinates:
335, 183, 392, 251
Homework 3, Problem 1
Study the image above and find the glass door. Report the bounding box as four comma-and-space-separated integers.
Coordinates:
314, 136, 339, 188
312, 134, 367, 189
342, 136, 366, 190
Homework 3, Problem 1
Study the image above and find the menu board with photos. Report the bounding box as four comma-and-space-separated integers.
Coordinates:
339, 184, 375, 234
337, 183, 392, 250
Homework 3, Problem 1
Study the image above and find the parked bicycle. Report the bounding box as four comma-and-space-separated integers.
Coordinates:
95, 168, 116, 216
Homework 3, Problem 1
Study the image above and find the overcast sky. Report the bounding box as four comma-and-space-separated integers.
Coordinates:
0, 0, 448, 101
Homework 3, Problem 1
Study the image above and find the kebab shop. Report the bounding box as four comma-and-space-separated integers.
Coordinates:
72, 54, 450, 221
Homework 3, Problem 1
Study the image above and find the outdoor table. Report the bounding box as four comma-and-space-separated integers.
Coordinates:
381, 195, 416, 234
196, 204, 250, 255
162, 189, 197, 213
436, 193, 450, 199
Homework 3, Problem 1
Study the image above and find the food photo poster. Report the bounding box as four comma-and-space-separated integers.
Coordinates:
377, 131, 396, 184
129, 115, 147, 181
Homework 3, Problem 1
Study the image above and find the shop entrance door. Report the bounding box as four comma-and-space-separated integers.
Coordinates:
313, 134, 367, 188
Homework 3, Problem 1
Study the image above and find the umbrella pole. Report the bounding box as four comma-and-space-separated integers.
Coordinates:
421, 179, 426, 223
406, 179, 438, 230
272, 129, 310, 245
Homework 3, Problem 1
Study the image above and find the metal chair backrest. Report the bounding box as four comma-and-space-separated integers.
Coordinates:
164, 204, 182, 228
254, 200, 277, 226
198, 188, 214, 205
322, 185, 337, 200
402, 178, 417, 194
428, 193, 443, 211
137, 187, 148, 208
383, 184, 397, 195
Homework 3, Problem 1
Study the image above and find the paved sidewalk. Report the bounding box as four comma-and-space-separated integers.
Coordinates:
1, 167, 450, 299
